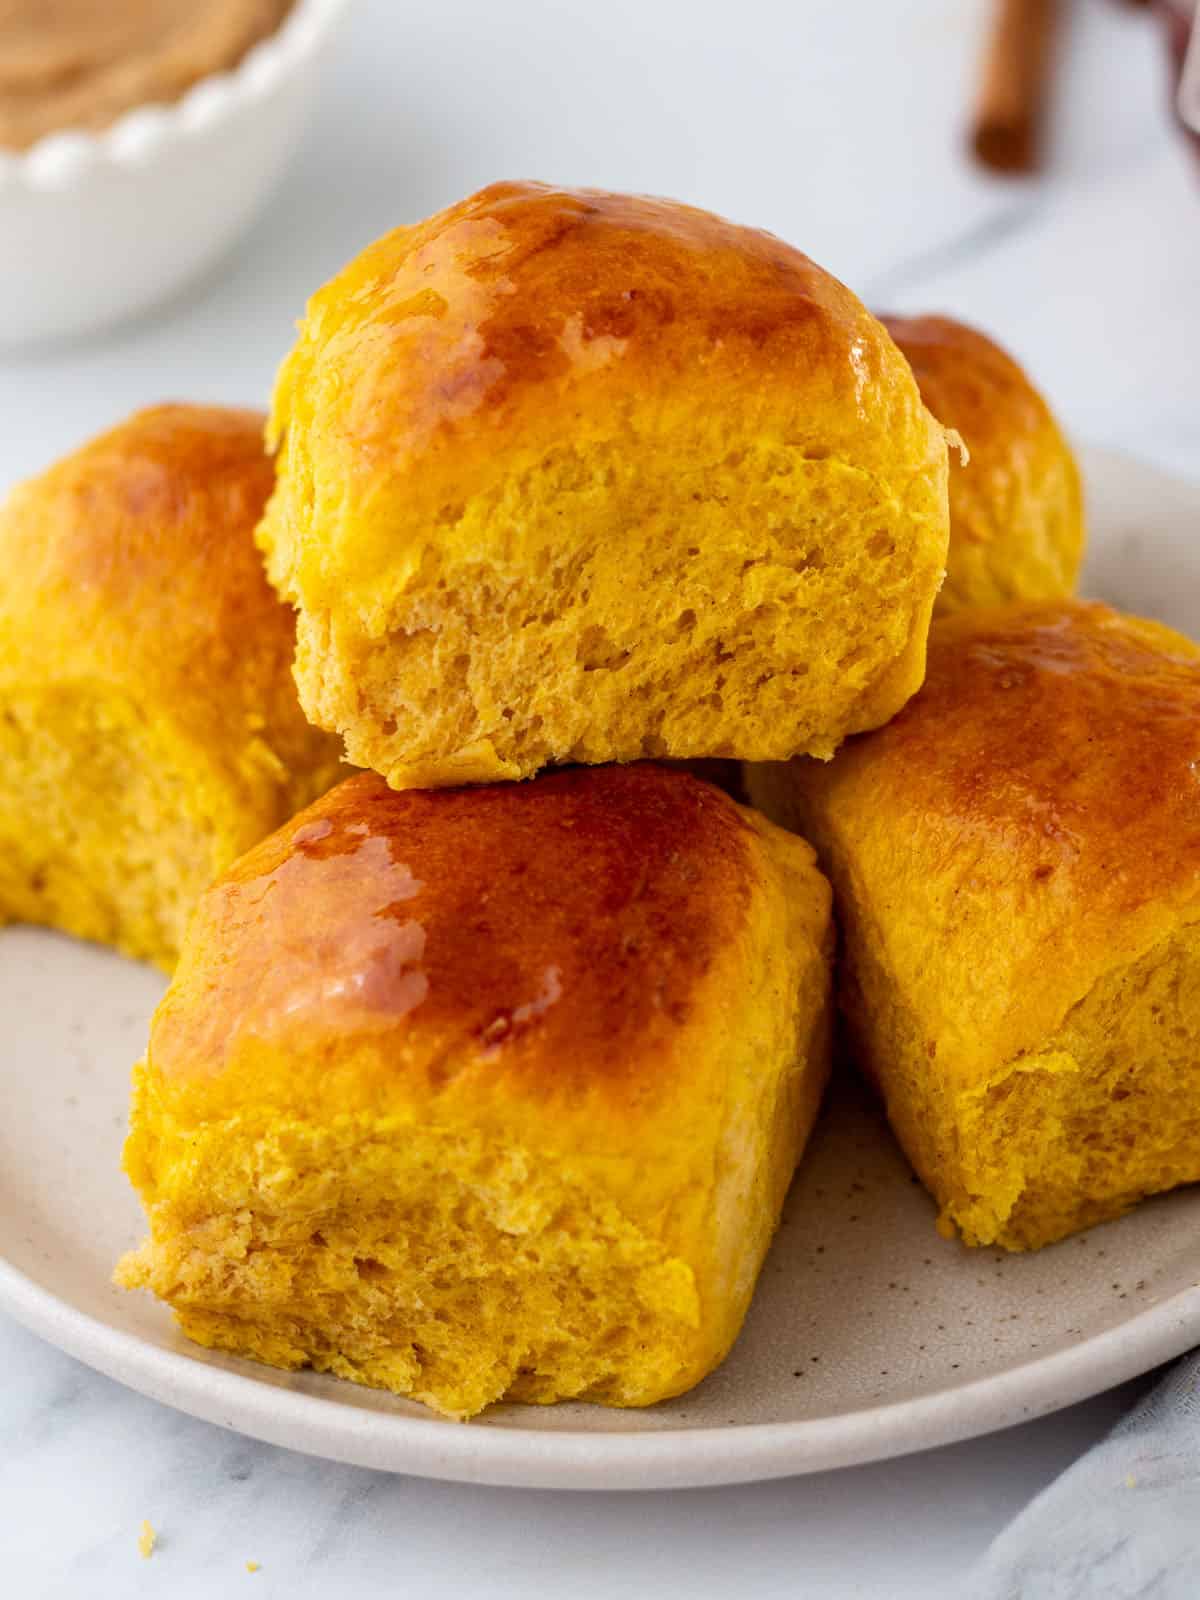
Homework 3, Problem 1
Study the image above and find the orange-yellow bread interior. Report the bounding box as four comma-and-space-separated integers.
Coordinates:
118, 765, 833, 1416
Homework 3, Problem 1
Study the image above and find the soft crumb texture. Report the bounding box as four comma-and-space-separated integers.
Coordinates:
0, 405, 343, 971
745, 600, 1200, 1251
138, 1521, 156, 1559
258, 181, 950, 788
117, 764, 833, 1417
882, 314, 1085, 614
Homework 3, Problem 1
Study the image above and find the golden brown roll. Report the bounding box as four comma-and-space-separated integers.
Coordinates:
258, 181, 950, 788
0, 405, 343, 970
882, 313, 1084, 613
746, 600, 1200, 1251
118, 763, 833, 1418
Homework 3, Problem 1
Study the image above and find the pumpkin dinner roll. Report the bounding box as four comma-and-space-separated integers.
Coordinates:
0, 405, 343, 971
117, 764, 833, 1418
746, 601, 1200, 1252
882, 314, 1084, 614
258, 181, 951, 788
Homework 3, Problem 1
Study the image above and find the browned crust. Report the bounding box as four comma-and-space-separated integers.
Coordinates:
153, 765, 768, 1101
882, 314, 1062, 483
0, 403, 332, 777
273, 182, 932, 480
790, 600, 1200, 1072
868, 601, 1200, 919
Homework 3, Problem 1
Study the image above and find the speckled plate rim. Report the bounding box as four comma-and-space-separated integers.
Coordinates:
3, 444, 1199, 1491
1, 1247, 1197, 1490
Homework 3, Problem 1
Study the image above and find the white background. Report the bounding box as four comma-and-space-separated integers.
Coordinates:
1, 1, 1198, 1594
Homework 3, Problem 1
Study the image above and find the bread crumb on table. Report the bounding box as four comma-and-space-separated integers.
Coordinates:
138, 1521, 156, 1559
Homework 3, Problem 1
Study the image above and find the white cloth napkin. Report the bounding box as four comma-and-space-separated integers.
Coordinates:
968, 1354, 1200, 1598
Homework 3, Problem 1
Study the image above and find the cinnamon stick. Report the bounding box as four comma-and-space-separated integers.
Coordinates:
970, 0, 1061, 175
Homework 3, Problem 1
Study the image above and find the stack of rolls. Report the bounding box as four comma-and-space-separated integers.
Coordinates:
8, 178, 1195, 1422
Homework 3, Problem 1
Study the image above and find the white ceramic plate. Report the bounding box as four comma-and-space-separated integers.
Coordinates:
2, 446, 1199, 1491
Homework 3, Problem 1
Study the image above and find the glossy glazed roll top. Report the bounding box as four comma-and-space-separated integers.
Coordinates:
795, 600, 1200, 1071
153, 767, 769, 1114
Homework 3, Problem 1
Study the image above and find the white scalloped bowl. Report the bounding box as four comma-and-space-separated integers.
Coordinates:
0, 0, 350, 346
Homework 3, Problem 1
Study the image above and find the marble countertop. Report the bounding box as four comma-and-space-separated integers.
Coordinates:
2, 2, 1198, 1595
